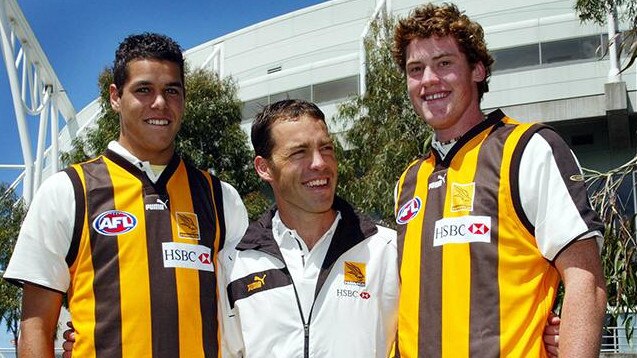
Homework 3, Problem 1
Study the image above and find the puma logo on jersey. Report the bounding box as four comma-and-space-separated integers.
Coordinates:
247, 274, 267, 292
428, 173, 446, 189
145, 198, 168, 211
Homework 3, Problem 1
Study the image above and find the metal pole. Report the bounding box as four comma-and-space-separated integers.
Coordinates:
33, 99, 49, 190
0, 2, 33, 203
606, 8, 621, 83
50, 95, 59, 173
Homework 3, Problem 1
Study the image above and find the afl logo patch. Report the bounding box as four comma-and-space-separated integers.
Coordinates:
396, 197, 422, 224
93, 210, 138, 236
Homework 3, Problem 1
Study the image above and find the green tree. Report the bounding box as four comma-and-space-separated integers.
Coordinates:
575, 0, 637, 70
334, 16, 431, 227
0, 185, 27, 352
62, 68, 270, 220
584, 162, 637, 340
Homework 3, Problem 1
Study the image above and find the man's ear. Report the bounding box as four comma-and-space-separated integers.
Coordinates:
109, 84, 121, 112
254, 156, 273, 182
472, 61, 486, 83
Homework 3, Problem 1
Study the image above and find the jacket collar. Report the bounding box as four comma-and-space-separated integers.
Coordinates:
236, 196, 378, 267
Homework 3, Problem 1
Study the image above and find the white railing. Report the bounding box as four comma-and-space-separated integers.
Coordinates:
0, 0, 78, 204
601, 325, 637, 353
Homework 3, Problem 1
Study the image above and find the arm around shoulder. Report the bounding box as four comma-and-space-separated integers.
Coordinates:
19, 284, 64, 358
554, 238, 606, 358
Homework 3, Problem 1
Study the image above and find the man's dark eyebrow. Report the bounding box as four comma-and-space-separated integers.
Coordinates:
129, 80, 184, 88
166, 81, 184, 88
432, 52, 455, 61
406, 52, 456, 67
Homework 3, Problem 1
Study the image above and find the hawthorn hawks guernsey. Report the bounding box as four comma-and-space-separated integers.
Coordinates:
64, 150, 226, 358
394, 110, 601, 357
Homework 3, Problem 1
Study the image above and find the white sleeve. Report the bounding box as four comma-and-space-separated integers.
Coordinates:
3, 171, 75, 292
220, 181, 249, 248
519, 133, 602, 261
376, 226, 399, 356
217, 248, 246, 358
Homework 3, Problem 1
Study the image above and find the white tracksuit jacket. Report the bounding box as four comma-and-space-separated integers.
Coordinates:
218, 197, 398, 358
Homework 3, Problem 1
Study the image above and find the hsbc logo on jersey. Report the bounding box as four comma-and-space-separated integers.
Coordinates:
92, 210, 137, 236
396, 197, 422, 224
162, 242, 214, 272
336, 289, 371, 300
433, 216, 491, 247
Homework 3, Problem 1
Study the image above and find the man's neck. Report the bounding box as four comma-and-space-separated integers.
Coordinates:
278, 208, 337, 250
434, 107, 485, 142
116, 140, 174, 165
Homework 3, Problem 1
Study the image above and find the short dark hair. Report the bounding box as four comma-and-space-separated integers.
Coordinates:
251, 99, 326, 158
113, 32, 185, 93
392, 3, 494, 100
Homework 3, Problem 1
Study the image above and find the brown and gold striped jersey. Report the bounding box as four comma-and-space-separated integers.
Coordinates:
64, 149, 226, 358
394, 110, 602, 357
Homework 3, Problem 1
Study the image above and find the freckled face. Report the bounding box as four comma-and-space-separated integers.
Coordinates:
110, 58, 184, 164
405, 36, 485, 141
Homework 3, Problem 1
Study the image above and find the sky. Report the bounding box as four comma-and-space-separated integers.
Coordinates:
0, 0, 327, 191
0, 0, 327, 348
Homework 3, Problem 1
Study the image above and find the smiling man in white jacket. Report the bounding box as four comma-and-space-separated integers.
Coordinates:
217, 99, 399, 358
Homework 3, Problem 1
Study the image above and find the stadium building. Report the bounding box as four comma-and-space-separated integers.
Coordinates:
60, 0, 636, 172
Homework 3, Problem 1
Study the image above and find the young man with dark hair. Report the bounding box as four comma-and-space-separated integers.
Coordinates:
4, 32, 248, 358
392, 3, 606, 357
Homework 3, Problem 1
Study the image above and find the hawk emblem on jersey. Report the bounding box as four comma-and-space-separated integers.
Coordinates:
450, 182, 475, 212
344, 262, 366, 287
396, 197, 422, 224
247, 274, 267, 292
176, 212, 200, 240
93, 210, 137, 236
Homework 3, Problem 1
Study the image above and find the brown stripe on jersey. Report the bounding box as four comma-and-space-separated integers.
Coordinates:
396, 158, 425, 267
419, 164, 447, 357
63, 167, 85, 267
144, 183, 180, 356
83, 158, 123, 358
187, 167, 220, 357
468, 123, 516, 356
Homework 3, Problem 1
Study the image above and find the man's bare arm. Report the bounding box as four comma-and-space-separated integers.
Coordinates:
555, 238, 606, 358
19, 283, 63, 358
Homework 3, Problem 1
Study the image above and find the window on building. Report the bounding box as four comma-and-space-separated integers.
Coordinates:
541, 35, 603, 64
240, 76, 361, 123
491, 33, 609, 72
492, 44, 540, 72
313, 76, 359, 104
241, 96, 268, 122
270, 86, 312, 103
